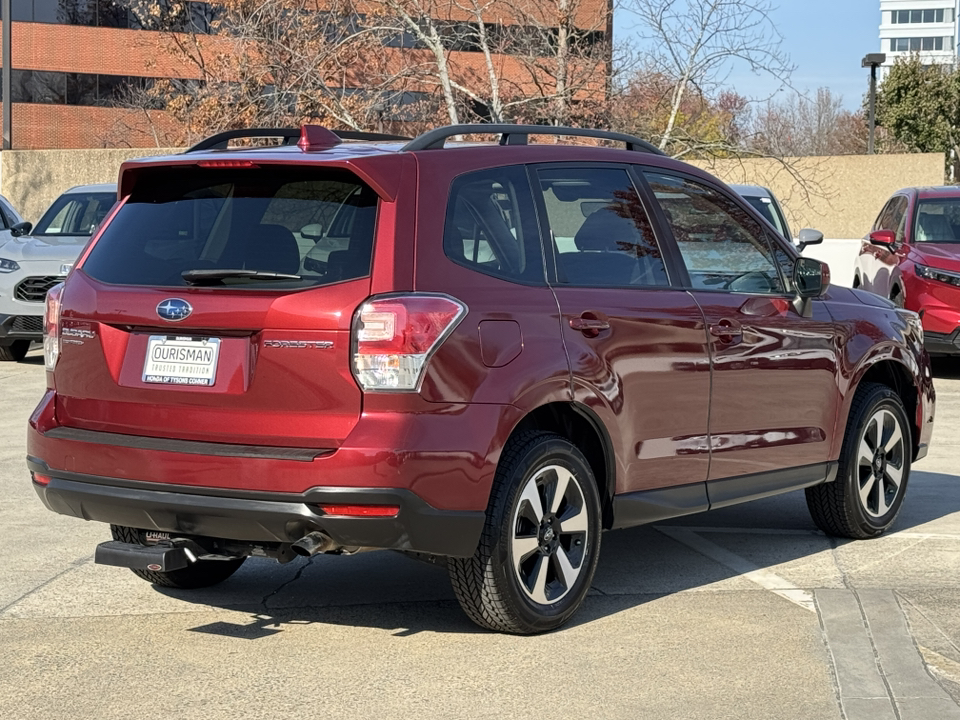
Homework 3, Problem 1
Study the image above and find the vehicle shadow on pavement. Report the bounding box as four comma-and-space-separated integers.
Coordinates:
932, 357, 960, 379
154, 469, 960, 637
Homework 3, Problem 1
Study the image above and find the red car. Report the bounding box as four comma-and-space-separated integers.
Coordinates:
28, 124, 934, 634
855, 186, 960, 354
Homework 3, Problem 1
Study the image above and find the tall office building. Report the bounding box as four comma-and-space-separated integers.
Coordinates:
879, 0, 959, 77
0, 0, 610, 149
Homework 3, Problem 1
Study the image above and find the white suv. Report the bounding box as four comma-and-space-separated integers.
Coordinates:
0, 183, 116, 361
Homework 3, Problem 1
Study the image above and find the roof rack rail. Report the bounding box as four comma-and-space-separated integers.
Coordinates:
186, 127, 411, 153
401, 124, 665, 155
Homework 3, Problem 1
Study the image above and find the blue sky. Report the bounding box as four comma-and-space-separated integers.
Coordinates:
614, 0, 881, 110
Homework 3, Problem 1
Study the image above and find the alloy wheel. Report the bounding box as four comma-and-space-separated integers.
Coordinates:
856, 408, 906, 518
510, 464, 590, 605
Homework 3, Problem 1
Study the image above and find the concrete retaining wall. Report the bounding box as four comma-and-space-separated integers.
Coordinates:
2, 147, 178, 223
691, 153, 944, 240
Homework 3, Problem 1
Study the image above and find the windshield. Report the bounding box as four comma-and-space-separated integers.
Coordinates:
33, 192, 117, 236
742, 195, 787, 237
914, 199, 960, 243
81, 166, 378, 289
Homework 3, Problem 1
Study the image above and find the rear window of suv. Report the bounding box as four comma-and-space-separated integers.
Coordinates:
81, 165, 378, 289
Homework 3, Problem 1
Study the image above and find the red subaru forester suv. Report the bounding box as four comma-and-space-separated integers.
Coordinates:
28, 125, 934, 634
855, 186, 960, 355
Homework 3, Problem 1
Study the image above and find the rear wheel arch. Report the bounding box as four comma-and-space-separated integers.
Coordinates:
508, 402, 616, 529
853, 358, 920, 459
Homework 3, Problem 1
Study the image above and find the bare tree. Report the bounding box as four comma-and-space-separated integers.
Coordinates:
623, 0, 793, 155
745, 88, 867, 157
112, 0, 415, 145
497, 0, 611, 126
369, 0, 610, 127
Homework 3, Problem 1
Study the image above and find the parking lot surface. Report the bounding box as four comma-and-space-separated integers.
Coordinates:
3, 349, 960, 719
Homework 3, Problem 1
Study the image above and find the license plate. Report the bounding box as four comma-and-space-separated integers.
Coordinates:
142, 336, 221, 386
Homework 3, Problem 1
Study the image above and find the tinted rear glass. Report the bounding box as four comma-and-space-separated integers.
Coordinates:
81, 166, 378, 289
34, 191, 116, 236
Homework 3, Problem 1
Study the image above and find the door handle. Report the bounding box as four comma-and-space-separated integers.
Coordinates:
570, 314, 610, 337
709, 319, 743, 341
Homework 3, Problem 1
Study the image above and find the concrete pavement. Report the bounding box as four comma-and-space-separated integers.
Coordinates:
3, 349, 960, 718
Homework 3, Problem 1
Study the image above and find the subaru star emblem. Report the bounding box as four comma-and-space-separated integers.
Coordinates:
156, 298, 192, 322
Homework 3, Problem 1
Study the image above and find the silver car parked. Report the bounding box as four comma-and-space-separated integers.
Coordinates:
0, 183, 117, 361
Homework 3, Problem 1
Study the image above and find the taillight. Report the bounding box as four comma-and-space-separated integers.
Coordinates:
43, 282, 63, 371
352, 294, 466, 391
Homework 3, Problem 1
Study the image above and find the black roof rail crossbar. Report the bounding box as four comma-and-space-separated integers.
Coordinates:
336, 130, 412, 142
187, 127, 412, 153
187, 128, 300, 153
401, 124, 665, 155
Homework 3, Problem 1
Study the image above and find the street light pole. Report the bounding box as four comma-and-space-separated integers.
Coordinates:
2, 0, 10, 150
862, 53, 886, 155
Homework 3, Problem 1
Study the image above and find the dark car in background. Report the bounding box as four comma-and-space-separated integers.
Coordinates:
731, 183, 824, 252
27, 124, 934, 634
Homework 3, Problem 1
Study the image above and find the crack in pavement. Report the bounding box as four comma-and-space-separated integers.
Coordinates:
0, 555, 92, 616
260, 558, 311, 611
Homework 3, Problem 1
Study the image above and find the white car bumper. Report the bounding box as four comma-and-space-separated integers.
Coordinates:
0, 259, 67, 342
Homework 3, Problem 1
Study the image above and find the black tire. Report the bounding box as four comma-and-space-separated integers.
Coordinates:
891, 289, 905, 308
805, 383, 912, 539
110, 525, 245, 589
0, 340, 29, 362
448, 431, 602, 634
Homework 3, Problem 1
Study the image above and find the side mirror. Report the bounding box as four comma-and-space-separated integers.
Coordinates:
300, 223, 324, 242
797, 228, 824, 252
794, 256, 830, 298
10, 221, 31, 237
869, 230, 896, 247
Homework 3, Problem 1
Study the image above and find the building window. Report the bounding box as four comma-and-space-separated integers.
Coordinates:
5, 0, 221, 33
2, 69, 156, 106
892, 8, 947, 24
890, 36, 947, 52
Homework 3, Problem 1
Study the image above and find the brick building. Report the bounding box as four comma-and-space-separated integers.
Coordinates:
0, 0, 611, 149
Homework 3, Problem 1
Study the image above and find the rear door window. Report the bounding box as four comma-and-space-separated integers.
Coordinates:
81, 166, 378, 289
442, 166, 543, 284
534, 166, 670, 287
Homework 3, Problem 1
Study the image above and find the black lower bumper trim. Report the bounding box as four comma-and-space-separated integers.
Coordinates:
924, 329, 960, 356
29, 459, 485, 558
0, 312, 43, 340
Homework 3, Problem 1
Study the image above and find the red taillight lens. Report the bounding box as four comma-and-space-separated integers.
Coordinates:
317, 504, 400, 517
32, 473, 52, 486
352, 294, 466, 391
43, 282, 63, 371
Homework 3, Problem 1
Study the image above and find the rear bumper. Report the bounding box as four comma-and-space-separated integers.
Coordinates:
27, 390, 521, 511
28, 457, 485, 557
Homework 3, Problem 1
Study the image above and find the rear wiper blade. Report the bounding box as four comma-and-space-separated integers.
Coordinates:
181, 268, 302, 285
